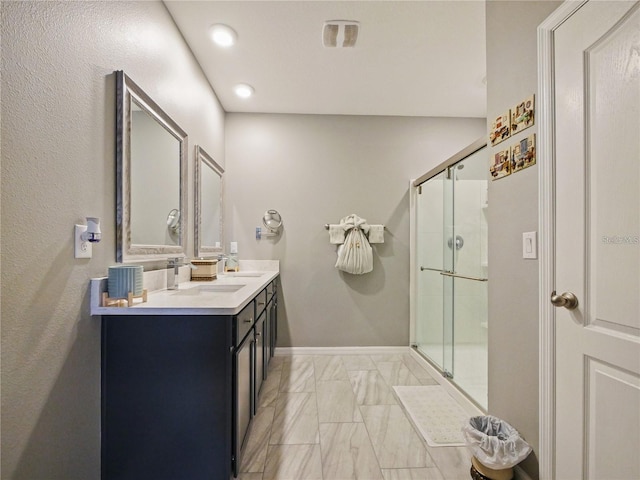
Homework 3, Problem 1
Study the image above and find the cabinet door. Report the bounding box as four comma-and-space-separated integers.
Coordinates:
233, 332, 254, 477
255, 311, 266, 413
269, 296, 278, 358
264, 303, 271, 374
102, 315, 232, 480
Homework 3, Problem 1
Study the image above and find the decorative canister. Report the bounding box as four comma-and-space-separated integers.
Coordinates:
191, 259, 218, 281
108, 265, 143, 299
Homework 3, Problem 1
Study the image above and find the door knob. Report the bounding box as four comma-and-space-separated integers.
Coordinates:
550, 291, 579, 310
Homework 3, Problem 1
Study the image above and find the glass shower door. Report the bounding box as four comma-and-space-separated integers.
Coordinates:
450, 148, 488, 409
415, 145, 488, 409
415, 171, 454, 375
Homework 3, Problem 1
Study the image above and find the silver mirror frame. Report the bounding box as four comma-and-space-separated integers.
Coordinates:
194, 145, 224, 257
116, 70, 188, 263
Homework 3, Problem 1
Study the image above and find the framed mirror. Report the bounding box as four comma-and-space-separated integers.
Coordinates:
115, 70, 188, 263
194, 145, 224, 257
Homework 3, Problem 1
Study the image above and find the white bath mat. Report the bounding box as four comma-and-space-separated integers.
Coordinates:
393, 385, 468, 447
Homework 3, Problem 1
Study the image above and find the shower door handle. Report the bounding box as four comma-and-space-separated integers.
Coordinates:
420, 266, 444, 273
439, 271, 488, 282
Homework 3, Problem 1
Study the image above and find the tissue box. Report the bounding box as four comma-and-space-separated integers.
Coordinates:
191, 259, 218, 281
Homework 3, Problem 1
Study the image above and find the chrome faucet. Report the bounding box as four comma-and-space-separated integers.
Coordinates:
216, 254, 228, 273
167, 257, 191, 290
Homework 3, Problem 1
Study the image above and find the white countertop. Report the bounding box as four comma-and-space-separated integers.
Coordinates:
90, 261, 279, 316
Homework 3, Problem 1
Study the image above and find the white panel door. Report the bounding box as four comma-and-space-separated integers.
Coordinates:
553, 1, 640, 479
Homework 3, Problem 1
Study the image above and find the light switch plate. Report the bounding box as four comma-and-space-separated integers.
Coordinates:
75, 224, 92, 259
522, 231, 537, 259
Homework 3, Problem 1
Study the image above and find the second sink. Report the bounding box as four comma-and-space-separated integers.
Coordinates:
200, 284, 246, 292
224, 272, 264, 278
173, 284, 246, 295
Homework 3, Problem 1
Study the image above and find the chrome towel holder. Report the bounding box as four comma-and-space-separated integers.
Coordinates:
324, 224, 385, 230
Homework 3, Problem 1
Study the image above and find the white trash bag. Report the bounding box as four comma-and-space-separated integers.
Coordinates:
462, 415, 532, 469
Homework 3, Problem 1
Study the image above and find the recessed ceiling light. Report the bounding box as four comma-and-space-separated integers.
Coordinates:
233, 83, 254, 98
210, 24, 237, 47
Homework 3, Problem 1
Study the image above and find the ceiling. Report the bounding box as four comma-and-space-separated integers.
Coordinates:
164, 1, 486, 118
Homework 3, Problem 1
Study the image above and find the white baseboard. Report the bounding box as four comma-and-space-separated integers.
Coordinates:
274, 346, 411, 356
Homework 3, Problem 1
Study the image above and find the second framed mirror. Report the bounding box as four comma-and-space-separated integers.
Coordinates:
194, 145, 224, 257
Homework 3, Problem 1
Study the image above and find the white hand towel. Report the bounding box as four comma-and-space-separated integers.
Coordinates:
329, 224, 345, 244
335, 227, 373, 274
340, 214, 370, 235
368, 225, 384, 244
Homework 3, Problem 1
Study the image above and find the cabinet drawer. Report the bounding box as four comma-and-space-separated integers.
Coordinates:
234, 301, 255, 346
255, 289, 267, 316
266, 280, 277, 300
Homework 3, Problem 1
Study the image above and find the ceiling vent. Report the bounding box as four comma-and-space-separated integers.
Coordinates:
323, 20, 359, 48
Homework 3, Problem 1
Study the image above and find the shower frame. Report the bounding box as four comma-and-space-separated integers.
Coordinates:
409, 137, 488, 410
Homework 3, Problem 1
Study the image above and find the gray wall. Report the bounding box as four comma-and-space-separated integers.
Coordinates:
486, 1, 561, 478
0, 2, 224, 478
225, 113, 485, 347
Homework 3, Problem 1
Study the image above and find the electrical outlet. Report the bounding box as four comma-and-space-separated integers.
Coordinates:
75, 224, 92, 259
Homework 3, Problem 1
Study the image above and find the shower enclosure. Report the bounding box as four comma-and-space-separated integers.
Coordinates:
413, 141, 488, 409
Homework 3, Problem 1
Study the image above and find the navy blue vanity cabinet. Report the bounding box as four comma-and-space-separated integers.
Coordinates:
254, 309, 266, 414
254, 288, 268, 401
266, 280, 278, 359
101, 277, 279, 480
263, 303, 271, 371
101, 314, 234, 480
232, 301, 255, 478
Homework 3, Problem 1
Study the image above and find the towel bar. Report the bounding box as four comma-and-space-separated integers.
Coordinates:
324, 224, 385, 230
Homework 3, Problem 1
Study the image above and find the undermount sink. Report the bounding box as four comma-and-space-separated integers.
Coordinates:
200, 284, 246, 292
173, 284, 246, 295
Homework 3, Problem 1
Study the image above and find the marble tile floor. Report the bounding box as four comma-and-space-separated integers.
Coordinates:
238, 354, 473, 480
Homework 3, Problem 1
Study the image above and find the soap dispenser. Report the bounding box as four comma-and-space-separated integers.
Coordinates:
226, 242, 239, 272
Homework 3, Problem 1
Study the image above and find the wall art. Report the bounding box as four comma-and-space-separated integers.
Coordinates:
511, 133, 536, 173
490, 147, 511, 180
511, 95, 535, 134
490, 110, 511, 146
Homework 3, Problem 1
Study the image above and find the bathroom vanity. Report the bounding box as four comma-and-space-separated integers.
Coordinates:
92, 269, 279, 480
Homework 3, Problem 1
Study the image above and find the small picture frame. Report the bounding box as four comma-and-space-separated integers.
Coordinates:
511, 95, 535, 134
511, 134, 536, 173
490, 147, 511, 180
490, 110, 511, 146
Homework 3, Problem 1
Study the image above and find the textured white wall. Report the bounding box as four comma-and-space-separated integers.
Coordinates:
486, 1, 561, 478
225, 113, 485, 348
0, 2, 224, 478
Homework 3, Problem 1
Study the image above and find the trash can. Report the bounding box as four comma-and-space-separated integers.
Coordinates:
462, 415, 532, 480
